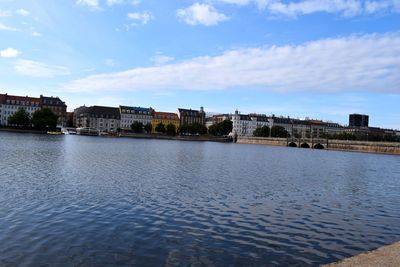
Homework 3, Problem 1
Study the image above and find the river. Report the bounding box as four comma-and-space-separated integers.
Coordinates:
0, 132, 399, 266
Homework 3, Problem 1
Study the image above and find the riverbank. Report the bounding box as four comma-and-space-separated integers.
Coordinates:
324, 241, 400, 267
0, 127, 47, 134
236, 137, 400, 155
120, 132, 232, 142
0, 128, 232, 142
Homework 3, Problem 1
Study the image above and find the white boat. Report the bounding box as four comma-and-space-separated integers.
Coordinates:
76, 127, 100, 136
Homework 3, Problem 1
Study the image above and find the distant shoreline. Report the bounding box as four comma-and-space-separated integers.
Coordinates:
0, 128, 232, 143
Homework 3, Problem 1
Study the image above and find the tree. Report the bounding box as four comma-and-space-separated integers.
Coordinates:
166, 123, 176, 136
179, 124, 189, 134
31, 108, 58, 130
144, 123, 152, 133
131, 121, 144, 133
209, 120, 233, 136
253, 125, 270, 137
270, 125, 289, 138
7, 108, 31, 127
155, 123, 166, 133
189, 122, 207, 135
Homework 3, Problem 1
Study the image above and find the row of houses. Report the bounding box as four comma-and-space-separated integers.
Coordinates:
205, 110, 345, 138
2, 92, 398, 138
207, 111, 400, 139
0, 93, 67, 126
73, 105, 206, 133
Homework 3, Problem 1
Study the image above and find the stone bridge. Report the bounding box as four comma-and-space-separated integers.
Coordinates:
236, 137, 400, 155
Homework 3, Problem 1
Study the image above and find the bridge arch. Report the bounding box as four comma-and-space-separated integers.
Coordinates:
300, 143, 310, 148
314, 143, 325, 149
288, 142, 297, 147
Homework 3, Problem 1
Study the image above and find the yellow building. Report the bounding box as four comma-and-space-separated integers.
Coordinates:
152, 112, 180, 133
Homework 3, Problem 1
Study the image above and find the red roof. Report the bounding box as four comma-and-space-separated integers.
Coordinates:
0, 93, 40, 104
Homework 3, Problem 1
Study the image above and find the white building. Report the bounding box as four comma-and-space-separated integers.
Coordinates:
0, 94, 40, 126
231, 110, 270, 137
77, 106, 121, 133
119, 106, 152, 130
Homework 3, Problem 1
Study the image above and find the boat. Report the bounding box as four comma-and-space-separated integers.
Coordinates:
76, 127, 100, 136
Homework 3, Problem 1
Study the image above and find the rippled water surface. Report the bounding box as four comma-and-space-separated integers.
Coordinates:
0, 132, 400, 266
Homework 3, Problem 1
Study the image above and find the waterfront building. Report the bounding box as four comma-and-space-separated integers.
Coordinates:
178, 107, 206, 126
152, 111, 180, 133
0, 93, 40, 126
77, 106, 120, 133
66, 112, 74, 127
268, 116, 309, 138
206, 114, 232, 128
231, 110, 270, 137
119, 106, 153, 130
73, 105, 88, 128
40, 95, 67, 127
349, 114, 369, 128
325, 122, 345, 136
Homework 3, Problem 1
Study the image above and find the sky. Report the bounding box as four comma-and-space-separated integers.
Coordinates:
0, 0, 399, 129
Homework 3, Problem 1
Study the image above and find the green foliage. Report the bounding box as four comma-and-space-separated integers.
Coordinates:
166, 123, 176, 136
189, 122, 207, 135
179, 124, 189, 134
7, 108, 31, 127
131, 121, 144, 133
155, 123, 166, 133
31, 108, 58, 130
180, 122, 207, 135
270, 125, 289, 138
144, 123, 152, 133
253, 125, 270, 137
209, 119, 233, 136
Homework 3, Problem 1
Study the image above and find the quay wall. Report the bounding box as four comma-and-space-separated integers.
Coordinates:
323, 241, 400, 266
237, 137, 400, 155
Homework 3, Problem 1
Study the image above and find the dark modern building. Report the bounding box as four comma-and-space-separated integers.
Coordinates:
40, 95, 67, 126
349, 114, 369, 128
177, 107, 206, 126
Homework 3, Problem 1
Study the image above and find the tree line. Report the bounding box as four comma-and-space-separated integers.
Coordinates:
6, 108, 58, 130
129, 120, 232, 137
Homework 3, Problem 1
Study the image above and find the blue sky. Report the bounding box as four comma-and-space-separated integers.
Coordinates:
0, 0, 399, 129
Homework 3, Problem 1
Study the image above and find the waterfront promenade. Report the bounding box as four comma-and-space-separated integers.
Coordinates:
324, 241, 400, 267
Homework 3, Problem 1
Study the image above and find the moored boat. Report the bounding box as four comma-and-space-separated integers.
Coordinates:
76, 127, 100, 136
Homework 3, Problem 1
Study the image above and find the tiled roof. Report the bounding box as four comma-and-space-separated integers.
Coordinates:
0, 93, 40, 104
40, 95, 66, 106
85, 106, 121, 118
119, 106, 152, 114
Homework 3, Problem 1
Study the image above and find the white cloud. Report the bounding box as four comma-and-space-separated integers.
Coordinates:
0, 9, 12, 17
62, 33, 400, 95
177, 3, 229, 26
151, 54, 174, 66
16, 8, 29, 16
104, 58, 115, 67
365, 0, 400, 14
76, 0, 100, 9
127, 11, 154, 25
216, 0, 400, 17
0, 22, 17, 31
107, 0, 141, 6
31, 31, 41, 37
14, 60, 70, 77
0, 48, 20, 58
